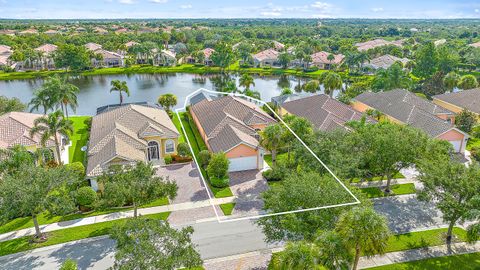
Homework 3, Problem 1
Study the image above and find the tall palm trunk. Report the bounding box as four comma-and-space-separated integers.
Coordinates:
64, 101, 69, 119
54, 135, 62, 165
119, 92, 123, 105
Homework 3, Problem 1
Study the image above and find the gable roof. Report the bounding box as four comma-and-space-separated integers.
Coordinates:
364, 54, 410, 69
280, 94, 374, 131
311, 51, 344, 65
190, 95, 276, 153
35, 44, 58, 54
87, 104, 179, 177
433, 88, 480, 115
0, 112, 56, 149
125, 41, 139, 48
95, 49, 123, 60
203, 48, 215, 59
354, 89, 457, 137
85, 42, 102, 51
253, 49, 280, 62
355, 38, 404, 51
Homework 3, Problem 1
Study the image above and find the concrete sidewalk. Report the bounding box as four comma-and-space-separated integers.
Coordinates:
358, 241, 480, 269
0, 196, 234, 243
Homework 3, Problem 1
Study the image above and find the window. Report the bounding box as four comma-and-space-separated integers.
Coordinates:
147, 141, 160, 161
165, 140, 175, 153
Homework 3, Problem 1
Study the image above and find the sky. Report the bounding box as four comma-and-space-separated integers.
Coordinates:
0, 0, 479, 19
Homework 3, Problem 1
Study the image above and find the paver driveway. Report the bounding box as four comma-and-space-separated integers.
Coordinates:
228, 170, 268, 217
156, 162, 209, 204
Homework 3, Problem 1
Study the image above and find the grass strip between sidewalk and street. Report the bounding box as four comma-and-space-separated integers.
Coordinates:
268, 227, 469, 269
0, 212, 170, 257
177, 111, 233, 198
359, 183, 416, 198
365, 252, 480, 270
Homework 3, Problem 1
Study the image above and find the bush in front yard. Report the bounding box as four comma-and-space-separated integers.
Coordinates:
262, 167, 286, 181
164, 155, 173, 164
471, 146, 480, 162
210, 176, 230, 188
66, 162, 86, 178
207, 152, 229, 179
198, 150, 211, 169
76, 186, 97, 210
177, 142, 191, 157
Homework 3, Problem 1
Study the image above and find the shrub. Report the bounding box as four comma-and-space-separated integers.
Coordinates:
471, 146, 480, 162
66, 162, 86, 177
262, 167, 286, 181
84, 117, 92, 131
177, 142, 191, 157
207, 152, 230, 179
210, 176, 230, 188
164, 155, 173, 164
60, 259, 78, 270
172, 154, 192, 163
76, 186, 97, 209
198, 150, 211, 169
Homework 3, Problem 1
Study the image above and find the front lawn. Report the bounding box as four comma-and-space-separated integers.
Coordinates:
0, 212, 170, 257
219, 203, 236, 215
359, 183, 416, 198
68, 116, 91, 164
0, 197, 169, 235
177, 111, 233, 198
268, 227, 469, 270
366, 252, 480, 270
351, 171, 405, 183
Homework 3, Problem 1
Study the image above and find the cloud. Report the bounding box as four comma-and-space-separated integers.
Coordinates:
261, 11, 282, 17
475, 9, 479, 13
372, 7, 384, 12
311, 2, 331, 10
180, 4, 192, 9
118, 0, 135, 4
149, 0, 168, 3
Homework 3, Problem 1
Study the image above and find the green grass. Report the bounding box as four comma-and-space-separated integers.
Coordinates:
0, 212, 170, 257
351, 171, 406, 183
68, 116, 91, 164
264, 153, 289, 167
359, 183, 416, 198
0, 197, 169, 235
172, 113, 186, 143
366, 252, 480, 270
178, 111, 233, 198
269, 227, 469, 270
219, 203, 236, 216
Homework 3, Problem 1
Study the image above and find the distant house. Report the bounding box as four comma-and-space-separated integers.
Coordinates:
190, 95, 276, 172
91, 49, 124, 68
29, 44, 58, 70
310, 51, 344, 69
0, 45, 13, 68
273, 41, 285, 51
433, 89, 480, 120
352, 89, 469, 153
252, 49, 280, 68
363, 54, 410, 70
273, 94, 374, 131
186, 48, 215, 66
85, 42, 103, 51
86, 104, 180, 186
0, 112, 69, 164
18, 28, 38, 35
469, 41, 480, 48
115, 28, 129, 34
355, 38, 404, 51
44, 29, 60, 35
153, 49, 177, 66
125, 41, 140, 48
0, 29, 16, 36
434, 39, 447, 46
93, 27, 109, 34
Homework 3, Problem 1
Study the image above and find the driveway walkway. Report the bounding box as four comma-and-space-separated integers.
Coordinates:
228, 170, 268, 217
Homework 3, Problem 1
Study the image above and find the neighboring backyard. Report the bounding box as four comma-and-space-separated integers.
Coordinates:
68, 116, 91, 164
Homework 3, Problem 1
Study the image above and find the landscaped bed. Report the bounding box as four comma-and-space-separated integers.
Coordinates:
176, 111, 233, 198
0, 197, 169, 235
0, 212, 170, 257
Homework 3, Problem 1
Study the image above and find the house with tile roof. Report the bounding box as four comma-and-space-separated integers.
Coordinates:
252, 49, 281, 68
433, 89, 480, 120
189, 95, 276, 172
15, 43, 58, 70
310, 51, 345, 70
352, 89, 469, 153
355, 38, 404, 51
86, 104, 180, 182
363, 54, 410, 70
90, 49, 124, 68
468, 41, 480, 48
272, 41, 285, 51
273, 94, 374, 132
85, 42, 103, 51
185, 48, 215, 66
0, 45, 13, 68
153, 49, 177, 66
0, 112, 68, 164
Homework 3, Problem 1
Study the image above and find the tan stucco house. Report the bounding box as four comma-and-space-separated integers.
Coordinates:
0, 112, 69, 163
189, 95, 276, 172
433, 89, 480, 120
86, 104, 180, 188
352, 89, 469, 153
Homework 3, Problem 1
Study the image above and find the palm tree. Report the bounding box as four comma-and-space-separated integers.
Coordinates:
110, 80, 130, 105
276, 241, 319, 270
29, 89, 55, 114
336, 207, 391, 270
30, 110, 73, 165
315, 230, 352, 270
259, 124, 284, 167
43, 75, 79, 118
443, 72, 460, 92
327, 53, 335, 70
239, 73, 255, 91
322, 71, 343, 98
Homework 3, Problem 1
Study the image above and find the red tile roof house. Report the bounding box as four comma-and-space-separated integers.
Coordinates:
310, 51, 345, 70
185, 48, 215, 66
252, 49, 281, 68
17, 44, 58, 71
272, 93, 375, 131
189, 95, 276, 172
352, 89, 469, 153
355, 38, 404, 51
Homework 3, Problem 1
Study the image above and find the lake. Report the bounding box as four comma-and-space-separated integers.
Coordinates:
0, 73, 337, 116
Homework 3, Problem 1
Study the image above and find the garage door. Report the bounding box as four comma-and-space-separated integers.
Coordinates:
228, 156, 257, 172
450, 140, 462, 152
